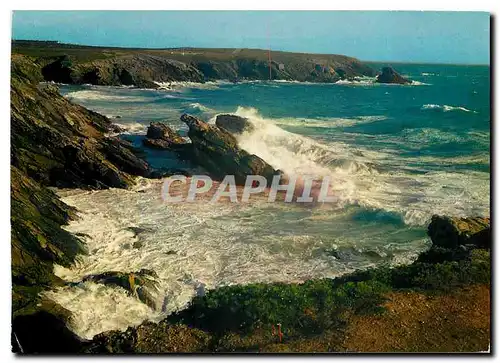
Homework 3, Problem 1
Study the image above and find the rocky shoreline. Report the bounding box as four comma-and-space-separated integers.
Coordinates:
10, 54, 488, 353
12, 40, 415, 87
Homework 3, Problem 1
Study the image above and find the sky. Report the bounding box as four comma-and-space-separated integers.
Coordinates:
11, 11, 490, 64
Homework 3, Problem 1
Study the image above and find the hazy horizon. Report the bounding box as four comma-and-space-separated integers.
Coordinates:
12, 11, 490, 65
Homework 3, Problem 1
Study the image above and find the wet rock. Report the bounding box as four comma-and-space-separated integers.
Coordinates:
146, 122, 184, 142
109, 123, 124, 133
376, 67, 412, 84
215, 114, 254, 134
82, 269, 160, 310
142, 122, 186, 150
428, 215, 490, 250
180, 113, 279, 185
99, 137, 150, 178
12, 299, 83, 353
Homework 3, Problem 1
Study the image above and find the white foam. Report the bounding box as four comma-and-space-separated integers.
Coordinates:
231, 107, 490, 225
49, 181, 420, 339
272, 115, 387, 129
422, 104, 477, 113
112, 122, 148, 135
65, 90, 148, 103
154, 80, 230, 91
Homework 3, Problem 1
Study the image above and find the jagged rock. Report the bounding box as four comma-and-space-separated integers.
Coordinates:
215, 114, 254, 134
82, 269, 159, 310
41, 53, 205, 88
12, 299, 83, 353
142, 122, 186, 150
99, 137, 150, 177
109, 123, 124, 133
11, 55, 153, 189
428, 215, 490, 250
376, 67, 412, 84
180, 114, 279, 185
146, 122, 183, 142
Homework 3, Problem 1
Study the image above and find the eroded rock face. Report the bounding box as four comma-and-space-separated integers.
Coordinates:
215, 114, 254, 135
427, 216, 490, 250
375, 67, 412, 84
142, 122, 186, 150
11, 55, 152, 189
180, 114, 279, 185
10, 55, 156, 353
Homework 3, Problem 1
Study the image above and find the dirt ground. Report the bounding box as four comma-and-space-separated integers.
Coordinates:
342, 284, 490, 352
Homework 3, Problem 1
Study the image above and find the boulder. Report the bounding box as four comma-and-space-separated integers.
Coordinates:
142, 122, 186, 150
427, 215, 490, 250
81, 269, 160, 310
180, 114, 279, 185
376, 67, 412, 84
215, 114, 254, 134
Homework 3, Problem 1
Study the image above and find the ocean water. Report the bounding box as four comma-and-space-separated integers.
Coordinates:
46, 63, 490, 339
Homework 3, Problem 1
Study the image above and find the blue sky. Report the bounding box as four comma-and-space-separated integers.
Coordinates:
12, 11, 490, 64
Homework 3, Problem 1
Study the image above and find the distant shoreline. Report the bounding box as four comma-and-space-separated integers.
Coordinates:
12, 39, 490, 67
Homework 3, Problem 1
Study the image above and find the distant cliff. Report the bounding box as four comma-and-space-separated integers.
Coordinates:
12, 40, 376, 87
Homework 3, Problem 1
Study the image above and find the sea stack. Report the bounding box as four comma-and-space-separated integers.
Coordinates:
376, 66, 412, 84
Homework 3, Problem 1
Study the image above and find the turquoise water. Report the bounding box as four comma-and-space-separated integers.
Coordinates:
60, 62, 490, 229
53, 64, 490, 338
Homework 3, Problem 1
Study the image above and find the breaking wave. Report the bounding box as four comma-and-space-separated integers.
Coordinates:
112, 122, 148, 135
422, 104, 477, 113
232, 107, 490, 225
65, 90, 149, 103
47, 179, 430, 339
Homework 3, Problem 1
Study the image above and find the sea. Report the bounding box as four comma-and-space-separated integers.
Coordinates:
44, 63, 490, 339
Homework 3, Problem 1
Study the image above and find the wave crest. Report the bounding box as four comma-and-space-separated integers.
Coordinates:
422, 104, 477, 113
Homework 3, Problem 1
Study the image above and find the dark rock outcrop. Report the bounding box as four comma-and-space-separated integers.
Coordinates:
12, 299, 83, 354
10, 54, 156, 353
142, 122, 186, 150
11, 55, 152, 189
181, 114, 279, 185
42, 54, 205, 88
215, 114, 254, 135
375, 67, 412, 84
427, 215, 490, 250
81, 269, 159, 310
418, 215, 490, 264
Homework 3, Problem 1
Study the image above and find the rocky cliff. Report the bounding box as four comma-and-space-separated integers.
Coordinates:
12, 40, 377, 86
10, 54, 156, 352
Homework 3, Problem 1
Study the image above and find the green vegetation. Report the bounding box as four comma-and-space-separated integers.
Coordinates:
169, 248, 490, 340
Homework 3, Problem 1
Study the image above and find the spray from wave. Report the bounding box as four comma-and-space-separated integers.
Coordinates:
230, 107, 490, 225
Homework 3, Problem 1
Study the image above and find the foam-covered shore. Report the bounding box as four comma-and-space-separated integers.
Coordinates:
43, 107, 489, 340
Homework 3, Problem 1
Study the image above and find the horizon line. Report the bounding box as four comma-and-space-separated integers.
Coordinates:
11, 38, 491, 67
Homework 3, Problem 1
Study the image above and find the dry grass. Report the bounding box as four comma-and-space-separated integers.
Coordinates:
343, 284, 490, 352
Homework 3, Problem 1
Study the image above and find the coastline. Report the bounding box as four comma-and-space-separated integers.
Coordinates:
10, 51, 491, 353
